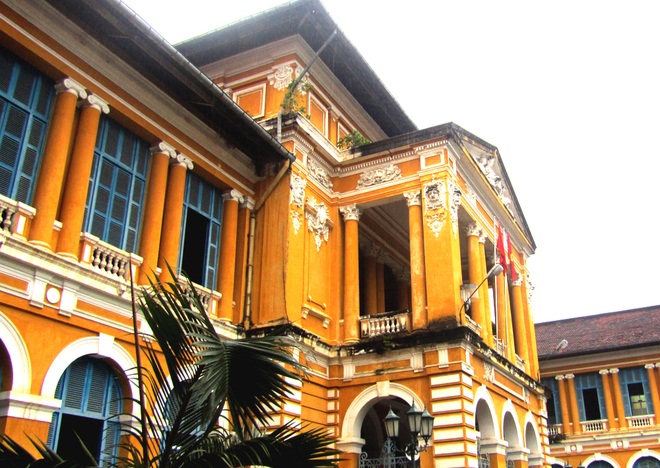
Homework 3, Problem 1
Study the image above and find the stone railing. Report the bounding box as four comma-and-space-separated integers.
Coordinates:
0, 194, 35, 241
515, 354, 526, 371
465, 315, 482, 334
79, 233, 142, 283
627, 414, 655, 428
548, 424, 563, 436
359, 309, 410, 338
177, 276, 222, 317
581, 419, 607, 433
494, 337, 507, 355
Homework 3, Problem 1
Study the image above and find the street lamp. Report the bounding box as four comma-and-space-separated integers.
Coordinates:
461, 263, 504, 311
383, 401, 434, 467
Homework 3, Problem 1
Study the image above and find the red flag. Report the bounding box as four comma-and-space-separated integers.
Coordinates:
507, 234, 517, 281
496, 221, 507, 276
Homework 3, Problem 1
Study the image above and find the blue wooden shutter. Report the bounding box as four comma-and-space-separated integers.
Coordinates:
180, 172, 223, 289
574, 372, 606, 421
0, 48, 53, 203
619, 366, 653, 416
85, 116, 148, 252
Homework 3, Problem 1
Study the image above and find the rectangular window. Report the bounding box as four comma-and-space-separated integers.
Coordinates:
574, 372, 606, 422
542, 378, 562, 425
179, 172, 223, 289
84, 116, 148, 253
619, 367, 653, 416
0, 47, 54, 204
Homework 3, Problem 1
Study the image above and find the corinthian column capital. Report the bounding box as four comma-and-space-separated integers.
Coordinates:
340, 204, 361, 221
403, 190, 422, 207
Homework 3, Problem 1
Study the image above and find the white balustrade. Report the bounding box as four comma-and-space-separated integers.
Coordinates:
360, 310, 410, 338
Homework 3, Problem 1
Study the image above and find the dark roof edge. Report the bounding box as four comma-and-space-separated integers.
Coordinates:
114, 0, 295, 163
535, 303, 660, 327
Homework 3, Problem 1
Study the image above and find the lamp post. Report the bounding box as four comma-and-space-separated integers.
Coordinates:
461, 263, 504, 312
383, 401, 434, 467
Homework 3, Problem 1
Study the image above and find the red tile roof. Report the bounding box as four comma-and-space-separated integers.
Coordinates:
536, 305, 660, 359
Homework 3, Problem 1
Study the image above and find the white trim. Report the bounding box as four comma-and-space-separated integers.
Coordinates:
627, 450, 660, 468
0, 391, 61, 422
582, 452, 620, 468
339, 381, 424, 453
308, 92, 328, 137
501, 399, 523, 448
233, 83, 266, 119
0, 311, 31, 393
473, 385, 499, 439
41, 334, 139, 419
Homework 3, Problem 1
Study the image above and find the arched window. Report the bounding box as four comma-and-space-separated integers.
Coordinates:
47, 357, 123, 466
587, 461, 614, 468
634, 457, 660, 468
0, 47, 54, 204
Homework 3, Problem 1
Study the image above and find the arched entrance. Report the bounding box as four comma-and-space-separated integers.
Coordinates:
360, 397, 416, 467
47, 356, 123, 465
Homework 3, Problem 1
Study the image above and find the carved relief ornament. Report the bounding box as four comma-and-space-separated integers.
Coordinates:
339, 204, 360, 221
290, 173, 306, 208
356, 163, 402, 189
423, 179, 446, 238
306, 197, 330, 251
307, 158, 333, 190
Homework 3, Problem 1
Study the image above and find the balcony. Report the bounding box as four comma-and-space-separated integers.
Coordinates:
359, 309, 410, 338
581, 419, 608, 433
627, 414, 655, 428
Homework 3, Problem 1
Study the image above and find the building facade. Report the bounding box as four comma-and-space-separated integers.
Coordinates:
0, 0, 548, 466
537, 307, 660, 468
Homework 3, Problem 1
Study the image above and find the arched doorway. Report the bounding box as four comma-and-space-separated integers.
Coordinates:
360, 397, 418, 467
47, 356, 123, 465
633, 457, 660, 468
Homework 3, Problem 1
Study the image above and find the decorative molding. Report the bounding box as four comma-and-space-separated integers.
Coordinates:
339, 204, 360, 222
291, 210, 302, 235
82, 94, 110, 114
268, 64, 294, 91
222, 189, 244, 203
305, 197, 330, 252
403, 190, 421, 207
150, 142, 177, 158
301, 306, 331, 328
356, 163, 402, 188
474, 152, 513, 209
510, 278, 523, 287
174, 154, 193, 170
425, 213, 446, 238
290, 173, 306, 208
466, 223, 481, 237
424, 179, 445, 212
306, 158, 333, 190
55, 77, 87, 99
465, 183, 477, 206
484, 362, 495, 382
449, 181, 461, 236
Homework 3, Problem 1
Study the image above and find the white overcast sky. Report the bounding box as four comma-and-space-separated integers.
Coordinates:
122, 0, 660, 323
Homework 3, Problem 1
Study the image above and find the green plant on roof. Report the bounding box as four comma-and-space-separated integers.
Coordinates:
281, 81, 312, 117
337, 130, 371, 150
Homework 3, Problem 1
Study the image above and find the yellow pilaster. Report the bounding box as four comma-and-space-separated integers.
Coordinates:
404, 190, 427, 329
421, 177, 461, 326
566, 374, 582, 435
396, 273, 410, 311
217, 190, 243, 322
158, 155, 193, 284
137, 142, 176, 284
521, 273, 539, 378
557, 375, 573, 435
363, 247, 378, 316
478, 233, 493, 341
55, 94, 110, 258
340, 204, 360, 342
233, 197, 253, 324
496, 273, 515, 362
600, 369, 618, 430
645, 364, 660, 421
610, 368, 627, 429
29, 78, 86, 248
466, 224, 487, 341
510, 278, 530, 373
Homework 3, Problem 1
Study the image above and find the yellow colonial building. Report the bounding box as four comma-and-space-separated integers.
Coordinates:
0, 0, 547, 466
537, 307, 660, 468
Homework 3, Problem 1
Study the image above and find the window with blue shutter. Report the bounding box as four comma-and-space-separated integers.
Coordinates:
542, 378, 562, 425
574, 372, 606, 421
84, 115, 148, 253
179, 172, 223, 289
47, 357, 123, 466
0, 47, 54, 204
619, 366, 653, 416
